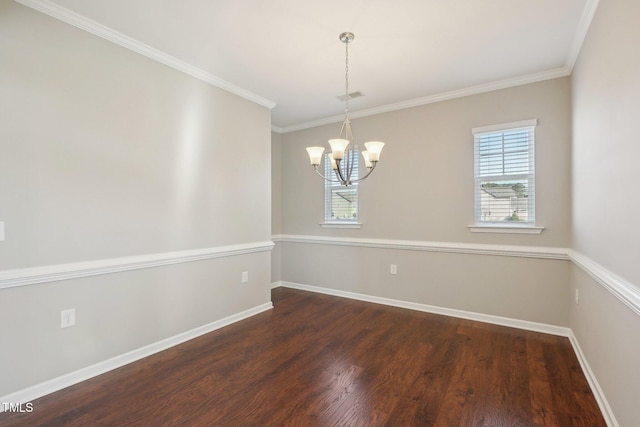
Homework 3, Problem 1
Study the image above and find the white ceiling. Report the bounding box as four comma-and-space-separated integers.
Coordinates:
20, 0, 597, 131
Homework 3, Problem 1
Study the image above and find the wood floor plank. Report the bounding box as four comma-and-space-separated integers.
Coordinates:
0, 287, 606, 426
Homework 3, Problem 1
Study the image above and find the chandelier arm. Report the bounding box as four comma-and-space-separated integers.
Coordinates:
344, 147, 352, 183
314, 168, 346, 185
349, 162, 378, 184
348, 130, 355, 180
345, 147, 353, 183
334, 160, 347, 183
339, 121, 346, 138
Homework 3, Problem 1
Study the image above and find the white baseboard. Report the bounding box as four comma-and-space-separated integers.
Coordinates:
0, 302, 273, 410
2, 283, 617, 426
272, 280, 617, 427
272, 281, 569, 336
568, 331, 619, 427
273, 235, 640, 318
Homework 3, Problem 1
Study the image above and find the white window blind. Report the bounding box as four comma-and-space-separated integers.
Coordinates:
473, 120, 536, 224
324, 149, 359, 223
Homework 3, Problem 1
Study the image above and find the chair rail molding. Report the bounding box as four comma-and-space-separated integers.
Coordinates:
567, 249, 640, 317
272, 234, 568, 260
273, 234, 640, 317
0, 241, 275, 289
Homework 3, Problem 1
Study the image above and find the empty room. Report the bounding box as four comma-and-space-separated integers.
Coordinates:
1, 0, 638, 425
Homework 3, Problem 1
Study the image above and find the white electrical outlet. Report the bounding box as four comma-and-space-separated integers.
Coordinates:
241, 271, 249, 283
575, 289, 580, 305
61, 308, 76, 328
390, 264, 397, 275
0, 221, 5, 241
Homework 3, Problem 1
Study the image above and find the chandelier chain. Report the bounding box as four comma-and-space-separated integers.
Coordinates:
339, 34, 352, 184
344, 37, 349, 117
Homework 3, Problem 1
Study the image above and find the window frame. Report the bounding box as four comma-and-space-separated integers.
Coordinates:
321, 149, 361, 227
470, 119, 543, 234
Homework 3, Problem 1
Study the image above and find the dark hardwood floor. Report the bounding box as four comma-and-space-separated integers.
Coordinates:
0, 287, 606, 426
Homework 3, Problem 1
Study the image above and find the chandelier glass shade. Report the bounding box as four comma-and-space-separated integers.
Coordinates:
306, 32, 385, 187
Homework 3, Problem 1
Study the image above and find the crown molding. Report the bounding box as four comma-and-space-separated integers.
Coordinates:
565, 0, 601, 72
13, 0, 277, 110
275, 67, 570, 133
271, 125, 285, 134
15, 0, 590, 132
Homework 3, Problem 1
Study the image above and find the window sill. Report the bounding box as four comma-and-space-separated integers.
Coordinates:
468, 224, 544, 235
320, 222, 362, 229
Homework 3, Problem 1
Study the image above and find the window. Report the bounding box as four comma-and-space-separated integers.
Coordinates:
473, 119, 537, 226
324, 149, 359, 224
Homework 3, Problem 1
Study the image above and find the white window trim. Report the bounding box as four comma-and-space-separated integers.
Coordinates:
323, 150, 360, 226
472, 119, 542, 233
320, 222, 362, 229
467, 224, 544, 234
471, 119, 538, 135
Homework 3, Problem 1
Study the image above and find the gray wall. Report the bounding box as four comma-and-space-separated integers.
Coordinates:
0, 2, 272, 396
271, 131, 282, 282
5, 0, 639, 423
279, 78, 572, 246
571, 0, 640, 286
281, 243, 570, 326
274, 77, 573, 326
571, 0, 640, 425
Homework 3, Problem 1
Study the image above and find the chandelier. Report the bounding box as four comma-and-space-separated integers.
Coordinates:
306, 32, 385, 187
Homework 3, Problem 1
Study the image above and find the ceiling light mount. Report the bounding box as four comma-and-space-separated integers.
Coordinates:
305, 32, 385, 187
339, 32, 355, 44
